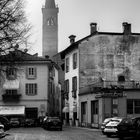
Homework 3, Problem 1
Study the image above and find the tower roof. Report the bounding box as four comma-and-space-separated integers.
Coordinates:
45, 0, 56, 8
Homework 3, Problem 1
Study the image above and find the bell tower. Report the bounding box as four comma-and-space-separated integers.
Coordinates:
42, 0, 59, 58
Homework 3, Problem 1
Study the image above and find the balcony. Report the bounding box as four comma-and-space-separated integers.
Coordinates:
103, 81, 140, 89
2, 94, 21, 102
80, 80, 140, 95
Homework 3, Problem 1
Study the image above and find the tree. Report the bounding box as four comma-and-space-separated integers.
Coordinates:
0, 0, 31, 82
0, 0, 31, 54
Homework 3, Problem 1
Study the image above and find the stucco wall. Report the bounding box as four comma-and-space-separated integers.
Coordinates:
65, 49, 79, 119
79, 34, 140, 89
0, 63, 49, 117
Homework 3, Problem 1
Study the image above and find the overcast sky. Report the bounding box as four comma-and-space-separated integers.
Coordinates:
25, 0, 140, 55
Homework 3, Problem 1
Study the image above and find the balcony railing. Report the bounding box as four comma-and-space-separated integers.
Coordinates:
80, 80, 140, 95
2, 94, 21, 102
89, 81, 140, 89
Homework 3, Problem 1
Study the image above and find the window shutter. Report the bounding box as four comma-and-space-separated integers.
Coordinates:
34, 67, 37, 79
26, 67, 29, 79
25, 84, 28, 95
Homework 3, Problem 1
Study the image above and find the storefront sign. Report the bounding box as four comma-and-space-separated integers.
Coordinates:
96, 92, 125, 98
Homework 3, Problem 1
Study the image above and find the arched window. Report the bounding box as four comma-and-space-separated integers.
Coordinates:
47, 18, 54, 26
118, 75, 125, 82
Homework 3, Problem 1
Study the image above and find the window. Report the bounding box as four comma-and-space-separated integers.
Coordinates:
127, 99, 133, 114
118, 75, 125, 82
6, 90, 17, 95
26, 67, 37, 79
112, 98, 118, 115
6, 67, 16, 80
127, 99, 140, 114
65, 57, 69, 73
91, 100, 98, 123
91, 100, 98, 115
64, 80, 69, 99
81, 102, 87, 122
26, 83, 37, 95
135, 100, 140, 114
47, 18, 54, 26
73, 53, 77, 69
50, 68, 55, 78
72, 76, 77, 98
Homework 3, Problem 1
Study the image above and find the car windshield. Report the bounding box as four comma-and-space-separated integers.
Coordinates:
110, 120, 120, 123
103, 118, 112, 123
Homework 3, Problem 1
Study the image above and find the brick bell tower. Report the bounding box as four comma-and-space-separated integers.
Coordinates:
42, 0, 59, 58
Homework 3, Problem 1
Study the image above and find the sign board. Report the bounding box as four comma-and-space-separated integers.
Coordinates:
0, 106, 25, 115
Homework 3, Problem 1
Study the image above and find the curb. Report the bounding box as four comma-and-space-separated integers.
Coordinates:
64, 126, 101, 132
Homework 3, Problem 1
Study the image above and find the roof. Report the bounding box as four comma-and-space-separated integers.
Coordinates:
60, 31, 140, 59
0, 49, 60, 70
45, 0, 56, 8
0, 49, 51, 64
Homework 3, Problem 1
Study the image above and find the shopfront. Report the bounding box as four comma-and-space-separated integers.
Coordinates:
79, 91, 127, 128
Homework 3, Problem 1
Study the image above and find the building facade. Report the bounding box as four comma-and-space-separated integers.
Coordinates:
42, 0, 59, 58
0, 49, 61, 120
61, 22, 140, 127
42, 0, 64, 118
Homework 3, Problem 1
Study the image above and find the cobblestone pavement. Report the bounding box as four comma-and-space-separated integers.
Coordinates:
0, 126, 133, 140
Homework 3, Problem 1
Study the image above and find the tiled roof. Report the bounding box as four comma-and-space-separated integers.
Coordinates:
0, 50, 51, 63
60, 31, 140, 59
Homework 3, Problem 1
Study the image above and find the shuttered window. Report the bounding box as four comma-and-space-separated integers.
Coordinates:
73, 53, 77, 69
72, 76, 77, 98
26, 67, 37, 79
65, 57, 69, 73
25, 83, 37, 95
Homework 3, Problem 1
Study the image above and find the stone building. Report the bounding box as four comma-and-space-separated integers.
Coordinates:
61, 22, 140, 127
0, 49, 61, 120
42, 0, 59, 58
42, 0, 64, 117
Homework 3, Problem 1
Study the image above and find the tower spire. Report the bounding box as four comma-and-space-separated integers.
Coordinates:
45, 0, 56, 8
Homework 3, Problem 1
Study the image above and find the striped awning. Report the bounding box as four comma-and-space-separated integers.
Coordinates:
3, 79, 19, 90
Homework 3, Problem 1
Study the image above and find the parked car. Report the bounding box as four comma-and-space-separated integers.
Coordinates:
104, 117, 122, 137
101, 117, 113, 134
0, 116, 10, 131
0, 123, 5, 138
10, 118, 20, 127
42, 117, 62, 131
117, 116, 140, 139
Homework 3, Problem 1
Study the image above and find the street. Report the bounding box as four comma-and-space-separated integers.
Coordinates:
0, 126, 121, 140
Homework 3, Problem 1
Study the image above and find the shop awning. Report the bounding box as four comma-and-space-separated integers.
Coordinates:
62, 106, 69, 113
3, 79, 19, 90
0, 106, 25, 115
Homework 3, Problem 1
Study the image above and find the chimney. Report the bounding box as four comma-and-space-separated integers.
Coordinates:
69, 35, 76, 44
90, 23, 97, 34
122, 22, 131, 35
